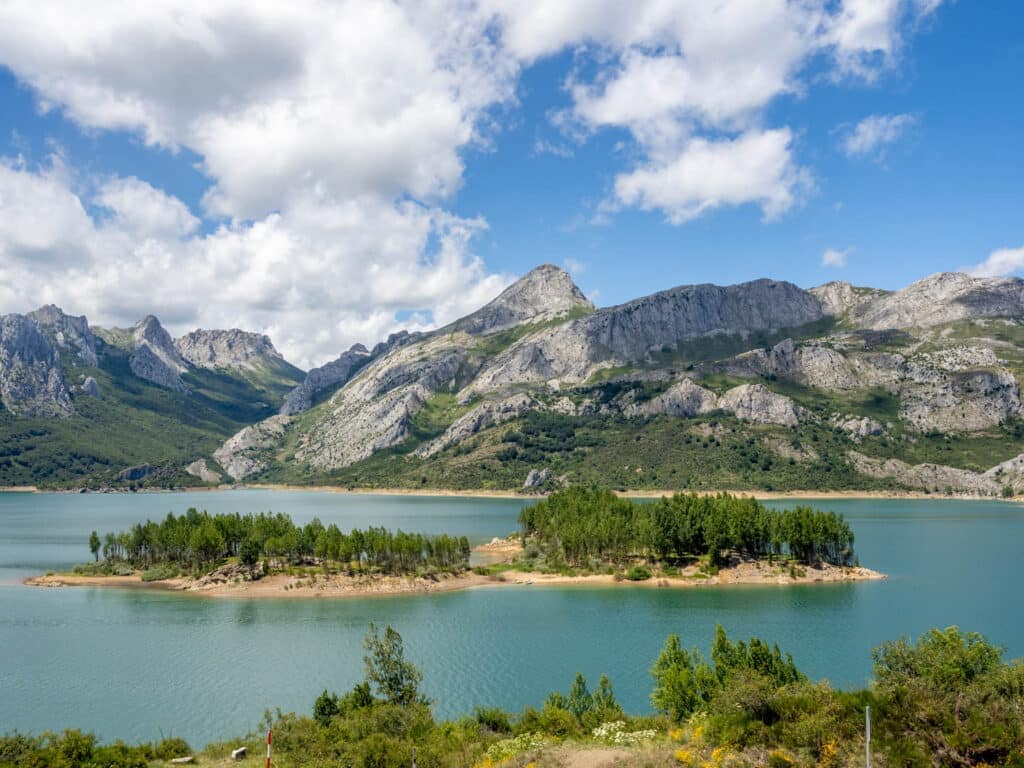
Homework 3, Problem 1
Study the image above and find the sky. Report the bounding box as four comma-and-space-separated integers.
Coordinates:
0, 0, 1021, 369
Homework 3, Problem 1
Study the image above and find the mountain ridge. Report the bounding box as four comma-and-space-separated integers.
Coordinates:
4, 267, 1024, 494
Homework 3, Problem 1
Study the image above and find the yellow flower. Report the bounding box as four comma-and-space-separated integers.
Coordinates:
817, 740, 838, 768
675, 747, 699, 767
669, 727, 684, 742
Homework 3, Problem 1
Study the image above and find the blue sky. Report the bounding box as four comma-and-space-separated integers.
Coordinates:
0, 1, 1020, 366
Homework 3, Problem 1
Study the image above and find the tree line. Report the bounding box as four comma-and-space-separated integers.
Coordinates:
518, 487, 855, 566
88, 508, 471, 575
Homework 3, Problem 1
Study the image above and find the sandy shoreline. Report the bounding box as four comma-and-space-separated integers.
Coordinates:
7, 482, 1017, 502
24, 558, 885, 599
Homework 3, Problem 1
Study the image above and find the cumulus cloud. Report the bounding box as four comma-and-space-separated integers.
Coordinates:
614, 129, 811, 224
822, 248, 849, 268
841, 113, 916, 157
963, 247, 1024, 278
827, 0, 943, 80
96, 177, 199, 238
0, 0, 945, 363
0, 157, 512, 368
490, 0, 941, 224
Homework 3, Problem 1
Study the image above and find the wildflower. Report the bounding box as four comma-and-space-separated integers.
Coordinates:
675, 747, 699, 766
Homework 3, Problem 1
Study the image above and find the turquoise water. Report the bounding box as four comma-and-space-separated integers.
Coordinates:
1, 490, 1022, 746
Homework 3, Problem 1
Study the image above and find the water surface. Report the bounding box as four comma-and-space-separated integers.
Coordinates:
1, 490, 1021, 745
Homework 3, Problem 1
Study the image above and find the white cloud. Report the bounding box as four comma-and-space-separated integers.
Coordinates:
0, 1, 521, 367
614, 129, 810, 224
827, 0, 943, 80
0, 0, 946, 363
841, 113, 916, 157
490, 0, 941, 223
96, 177, 199, 238
822, 248, 849, 268
0, 159, 512, 368
963, 247, 1024, 278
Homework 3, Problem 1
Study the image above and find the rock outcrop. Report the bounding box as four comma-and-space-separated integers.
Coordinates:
280, 344, 372, 415
175, 329, 288, 371
415, 394, 534, 457
898, 368, 1020, 432
718, 384, 807, 426
624, 379, 718, 418
213, 414, 290, 480
852, 272, 1024, 330
725, 338, 858, 390
847, 451, 1002, 495
80, 376, 101, 398
27, 305, 98, 366
809, 281, 885, 317
117, 464, 154, 482
447, 264, 594, 335
185, 458, 222, 484
0, 313, 75, 417
129, 316, 190, 392
831, 415, 885, 441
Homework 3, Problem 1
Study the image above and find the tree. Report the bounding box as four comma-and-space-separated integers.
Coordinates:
363, 623, 425, 706
313, 689, 340, 727
650, 634, 715, 722
88, 531, 100, 562
591, 674, 623, 721
239, 537, 261, 569
566, 672, 592, 719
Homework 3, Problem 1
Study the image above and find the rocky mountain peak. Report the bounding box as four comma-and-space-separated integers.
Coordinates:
853, 271, 1024, 330
279, 343, 374, 416
27, 305, 99, 367
130, 315, 190, 392
0, 313, 74, 417
451, 264, 594, 335
175, 328, 285, 371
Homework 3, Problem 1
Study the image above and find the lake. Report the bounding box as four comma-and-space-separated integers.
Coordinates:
1, 490, 1022, 746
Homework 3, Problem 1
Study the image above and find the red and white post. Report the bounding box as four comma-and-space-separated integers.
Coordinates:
265, 730, 272, 768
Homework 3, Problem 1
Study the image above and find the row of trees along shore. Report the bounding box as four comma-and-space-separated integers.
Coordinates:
87, 509, 471, 575
519, 488, 856, 567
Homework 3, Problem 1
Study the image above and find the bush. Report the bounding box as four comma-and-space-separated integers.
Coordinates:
625, 566, 651, 581
474, 706, 512, 733
141, 563, 178, 582
152, 737, 191, 760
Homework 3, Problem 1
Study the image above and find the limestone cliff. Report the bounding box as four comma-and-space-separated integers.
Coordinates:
0, 314, 74, 417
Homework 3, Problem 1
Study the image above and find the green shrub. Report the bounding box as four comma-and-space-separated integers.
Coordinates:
152, 737, 191, 760
474, 706, 512, 733
141, 563, 178, 582
625, 566, 651, 581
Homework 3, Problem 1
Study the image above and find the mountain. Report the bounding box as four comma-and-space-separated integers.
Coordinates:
0, 307, 304, 487
5, 266, 1024, 495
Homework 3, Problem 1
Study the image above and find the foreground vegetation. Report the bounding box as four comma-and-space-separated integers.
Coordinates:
519, 488, 856, 568
79, 509, 471, 578
4, 624, 1022, 768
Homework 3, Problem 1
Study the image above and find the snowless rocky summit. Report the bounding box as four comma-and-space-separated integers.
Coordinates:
130, 316, 191, 392
175, 329, 285, 371
0, 313, 75, 417
280, 344, 372, 416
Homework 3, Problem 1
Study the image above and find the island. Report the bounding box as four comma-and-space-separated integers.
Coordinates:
26, 489, 884, 597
